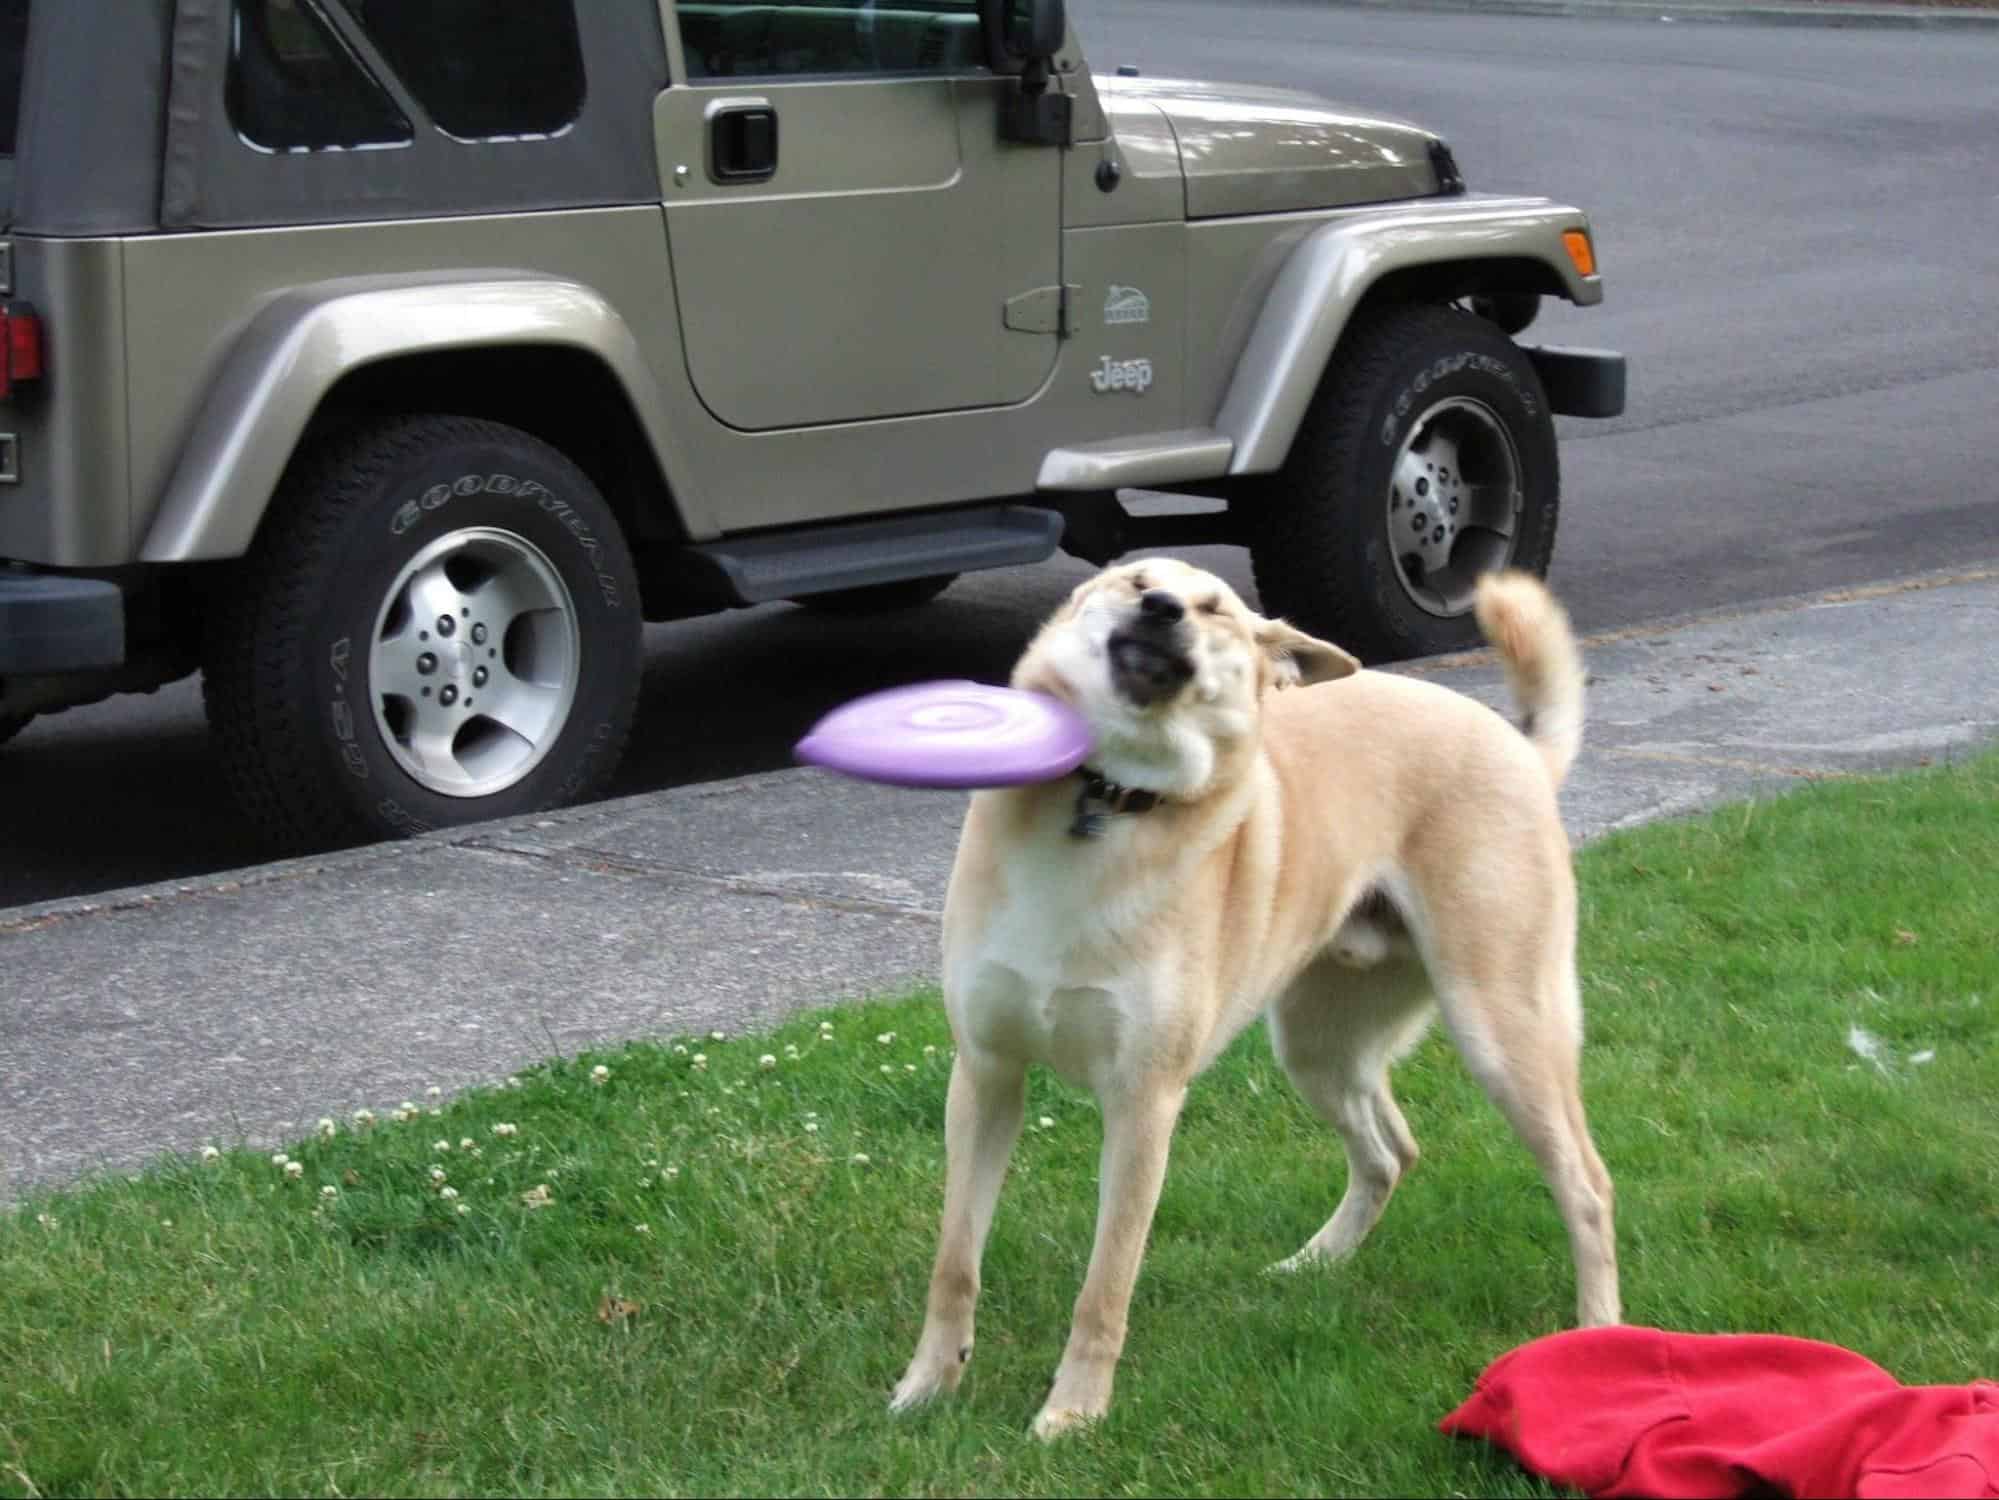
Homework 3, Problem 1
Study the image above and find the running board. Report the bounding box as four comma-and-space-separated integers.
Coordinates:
684, 504, 1064, 604
1036, 427, 1234, 492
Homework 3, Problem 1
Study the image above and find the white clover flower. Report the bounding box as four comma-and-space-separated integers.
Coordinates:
664, 1165, 680, 1180
880, 1064, 893, 1076
491, 1122, 518, 1138
851, 1153, 871, 1166
433, 1140, 452, 1154
320, 1185, 338, 1200
904, 1064, 917, 1074
271, 1153, 290, 1167
504, 1076, 523, 1090
783, 1044, 801, 1060
160, 1219, 173, 1228
818, 1020, 835, 1034
710, 1030, 726, 1042
397, 1101, 419, 1121
673, 1044, 688, 1056
425, 1086, 442, 1099
876, 1032, 895, 1045
459, 1138, 476, 1151
636, 1223, 652, 1235
352, 1108, 376, 1127
1038, 1116, 1055, 1130
758, 1054, 777, 1070
200, 1146, 221, 1163
455, 1202, 471, 1216
923, 1045, 937, 1056
35, 1213, 55, 1228
439, 1186, 459, 1201
284, 1161, 305, 1180
590, 1065, 610, 1086
803, 1122, 820, 1134
430, 1166, 448, 1183
691, 1053, 708, 1069
317, 1117, 338, 1139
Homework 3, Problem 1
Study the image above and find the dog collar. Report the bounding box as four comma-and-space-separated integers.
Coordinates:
1069, 767, 1161, 838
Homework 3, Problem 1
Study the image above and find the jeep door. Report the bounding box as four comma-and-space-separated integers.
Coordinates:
657, 2, 1060, 431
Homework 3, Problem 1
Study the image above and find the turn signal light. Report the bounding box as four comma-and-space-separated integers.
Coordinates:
1562, 230, 1597, 278
0, 302, 45, 400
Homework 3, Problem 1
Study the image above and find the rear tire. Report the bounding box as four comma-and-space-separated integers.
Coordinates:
1249, 303, 1558, 664
792, 574, 957, 614
202, 414, 642, 850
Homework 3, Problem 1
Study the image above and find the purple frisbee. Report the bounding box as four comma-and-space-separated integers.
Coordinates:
794, 680, 1094, 789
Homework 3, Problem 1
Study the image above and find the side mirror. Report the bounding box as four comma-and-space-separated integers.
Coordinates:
1002, 0, 1066, 61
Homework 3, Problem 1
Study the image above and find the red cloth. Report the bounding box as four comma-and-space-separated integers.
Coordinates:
1440, 1326, 1999, 1498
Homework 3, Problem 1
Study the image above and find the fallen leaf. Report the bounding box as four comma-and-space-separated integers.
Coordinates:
1894, 929, 1919, 947
597, 1295, 641, 1325
342, 1169, 362, 1187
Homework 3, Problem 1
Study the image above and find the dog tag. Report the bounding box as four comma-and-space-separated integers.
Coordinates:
794, 680, 1094, 790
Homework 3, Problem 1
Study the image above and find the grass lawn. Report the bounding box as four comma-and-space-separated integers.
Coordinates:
3, 751, 1996, 1498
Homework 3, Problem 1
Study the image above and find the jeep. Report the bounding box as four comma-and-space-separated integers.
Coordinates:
0, 0, 1624, 849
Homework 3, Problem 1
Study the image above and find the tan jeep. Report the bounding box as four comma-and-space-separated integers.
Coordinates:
0, 0, 1623, 848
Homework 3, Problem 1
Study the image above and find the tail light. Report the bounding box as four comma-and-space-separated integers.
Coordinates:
0, 302, 45, 400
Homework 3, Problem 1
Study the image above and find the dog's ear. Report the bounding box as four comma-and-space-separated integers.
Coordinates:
1257, 617, 1361, 688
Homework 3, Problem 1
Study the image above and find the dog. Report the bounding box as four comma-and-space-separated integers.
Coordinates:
888, 557, 1620, 1440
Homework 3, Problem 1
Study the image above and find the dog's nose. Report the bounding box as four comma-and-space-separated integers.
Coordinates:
1138, 589, 1185, 624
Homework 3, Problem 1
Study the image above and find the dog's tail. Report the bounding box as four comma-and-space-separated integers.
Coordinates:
1474, 570, 1586, 788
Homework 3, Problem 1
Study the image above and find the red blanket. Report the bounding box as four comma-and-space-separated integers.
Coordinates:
1440, 1326, 1999, 1498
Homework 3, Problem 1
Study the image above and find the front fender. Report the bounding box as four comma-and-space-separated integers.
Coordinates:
1216, 195, 1601, 475
140, 273, 702, 562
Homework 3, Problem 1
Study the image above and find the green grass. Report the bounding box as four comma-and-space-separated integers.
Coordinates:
4, 752, 1997, 1498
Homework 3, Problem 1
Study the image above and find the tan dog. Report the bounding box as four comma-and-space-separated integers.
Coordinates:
889, 557, 1620, 1440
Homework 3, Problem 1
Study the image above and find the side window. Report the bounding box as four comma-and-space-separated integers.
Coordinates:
351, 0, 585, 141
227, 0, 413, 152
679, 2, 986, 81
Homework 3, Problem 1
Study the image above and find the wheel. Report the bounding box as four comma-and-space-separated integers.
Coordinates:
0, 712, 33, 747
203, 414, 642, 849
792, 573, 958, 614
1249, 303, 1558, 664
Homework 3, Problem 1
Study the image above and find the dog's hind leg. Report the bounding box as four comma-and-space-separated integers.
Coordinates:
1267, 959, 1435, 1272
1435, 961, 1621, 1328
891, 1047, 1027, 1413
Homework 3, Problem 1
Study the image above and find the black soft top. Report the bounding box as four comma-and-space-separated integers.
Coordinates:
11, 0, 670, 236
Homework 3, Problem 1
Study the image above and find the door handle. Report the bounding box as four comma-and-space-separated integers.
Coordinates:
705, 97, 778, 184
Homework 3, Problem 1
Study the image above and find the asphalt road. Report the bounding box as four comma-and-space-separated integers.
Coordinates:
4, 1, 1996, 908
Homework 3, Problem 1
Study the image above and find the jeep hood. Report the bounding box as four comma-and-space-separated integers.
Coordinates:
1098, 76, 1448, 218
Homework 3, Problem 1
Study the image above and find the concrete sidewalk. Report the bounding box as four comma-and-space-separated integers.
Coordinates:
4, 567, 1997, 1201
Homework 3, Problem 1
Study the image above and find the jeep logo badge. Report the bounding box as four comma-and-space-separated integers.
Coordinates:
1090, 355, 1154, 395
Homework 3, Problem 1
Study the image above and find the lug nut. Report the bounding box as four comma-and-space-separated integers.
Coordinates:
1416, 477, 1430, 496
471, 623, 488, 645
439, 685, 459, 707
472, 666, 489, 688
416, 652, 437, 676
1433, 527, 1447, 544
1413, 513, 1428, 531
437, 616, 456, 638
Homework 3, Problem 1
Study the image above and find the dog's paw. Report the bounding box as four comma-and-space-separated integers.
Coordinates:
1030, 1404, 1103, 1443
888, 1348, 967, 1415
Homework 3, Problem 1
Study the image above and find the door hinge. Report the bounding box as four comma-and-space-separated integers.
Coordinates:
1004, 283, 1080, 337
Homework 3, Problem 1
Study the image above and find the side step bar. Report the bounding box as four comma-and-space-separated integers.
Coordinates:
684, 504, 1064, 604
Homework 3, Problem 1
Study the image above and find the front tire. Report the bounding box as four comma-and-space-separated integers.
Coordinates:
1249, 303, 1559, 663
203, 415, 642, 850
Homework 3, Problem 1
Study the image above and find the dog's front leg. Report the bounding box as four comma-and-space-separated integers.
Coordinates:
890, 1047, 1026, 1413
1032, 1082, 1188, 1441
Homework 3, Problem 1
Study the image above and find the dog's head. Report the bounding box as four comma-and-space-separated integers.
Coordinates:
1012, 558, 1359, 799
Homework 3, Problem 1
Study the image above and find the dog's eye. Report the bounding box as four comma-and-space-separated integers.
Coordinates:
1198, 598, 1222, 616
1129, 572, 1150, 593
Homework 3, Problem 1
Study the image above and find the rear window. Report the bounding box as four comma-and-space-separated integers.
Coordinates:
0, 0, 25, 216
352, 0, 585, 142
229, 0, 414, 152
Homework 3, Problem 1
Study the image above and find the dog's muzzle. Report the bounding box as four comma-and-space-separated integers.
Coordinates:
1108, 590, 1196, 707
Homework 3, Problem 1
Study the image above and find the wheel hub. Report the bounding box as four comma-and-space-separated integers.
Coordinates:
1385, 396, 1523, 618
368, 527, 580, 798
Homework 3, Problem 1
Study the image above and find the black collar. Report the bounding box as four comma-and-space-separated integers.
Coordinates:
1070, 766, 1162, 838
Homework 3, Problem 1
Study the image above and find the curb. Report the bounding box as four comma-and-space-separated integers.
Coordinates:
1299, 0, 1999, 29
